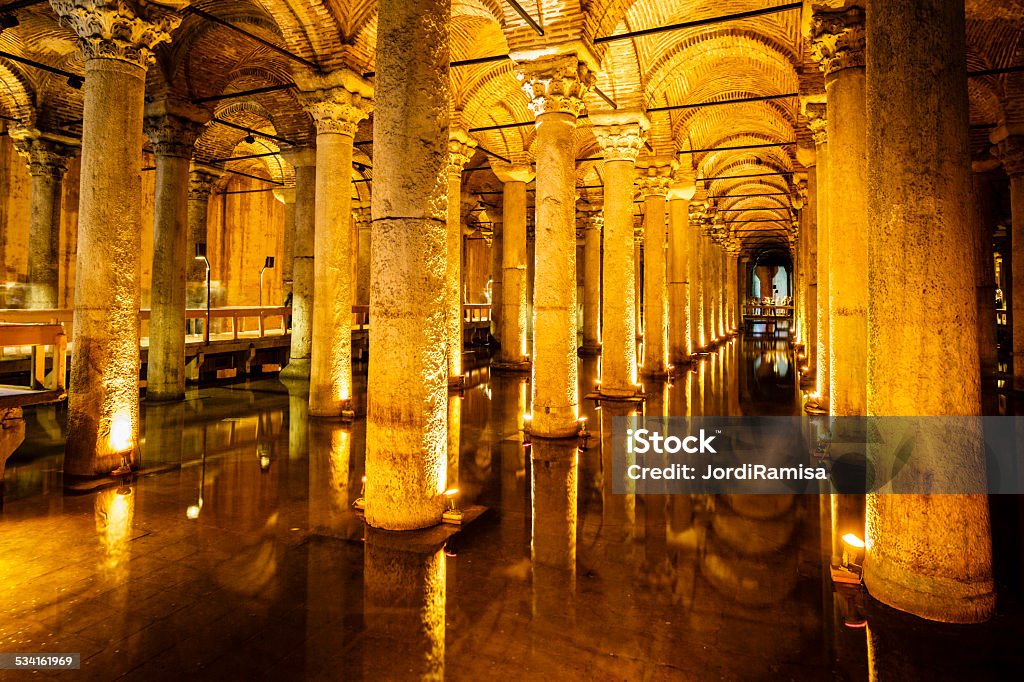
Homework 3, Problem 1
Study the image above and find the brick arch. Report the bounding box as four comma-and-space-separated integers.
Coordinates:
0, 60, 37, 126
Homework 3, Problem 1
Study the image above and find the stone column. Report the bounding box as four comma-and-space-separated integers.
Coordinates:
590, 112, 648, 398
795, 149, 818, 381
689, 207, 705, 350
297, 71, 373, 418
52, 0, 178, 477
279, 148, 316, 379
445, 128, 476, 385
516, 53, 595, 438
865, 0, 994, 623
636, 158, 674, 377
492, 161, 534, 368
668, 181, 694, 364
143, 103, 207, 402
997, 135, 1024, 389
805, 101, 830, 412
10, 130, 77, 309
578, 201, 602, 355
366, 0, 450, 530
186, 168, 219, 313
275, 187, 296, 300
811, 5, 868, 418
354, 202, 371, 306
704, 234, 718, 344
490, 216, 503, 341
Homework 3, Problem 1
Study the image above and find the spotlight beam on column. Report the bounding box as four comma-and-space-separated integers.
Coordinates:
594, 2, 803, 43
192, 83, 296, 104
503, 0, 545, 36
210, 118, 296, 146
184, 6, 319, 71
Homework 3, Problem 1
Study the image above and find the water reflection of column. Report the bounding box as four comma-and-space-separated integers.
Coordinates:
308, 421, 357, 539
599, 401, 636, 535
141, 401, 184, 470
363, 532, 446, 680
447, 393, 462, 490
306, 420, 362, 680
286, 381, 310, 462
531, 438, 578, 626
94, 486, 135, 640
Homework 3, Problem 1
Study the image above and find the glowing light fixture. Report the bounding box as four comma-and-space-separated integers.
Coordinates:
353, 475, 367, 510
831, 532, 865, 585
195, 243, 212, 344
442, 488, 463, 525
258, 256, 275, 307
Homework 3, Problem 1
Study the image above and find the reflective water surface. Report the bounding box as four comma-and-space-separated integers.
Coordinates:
2, 338, 1023, 680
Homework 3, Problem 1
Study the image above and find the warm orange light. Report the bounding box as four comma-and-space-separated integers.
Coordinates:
842, 533, 865, 549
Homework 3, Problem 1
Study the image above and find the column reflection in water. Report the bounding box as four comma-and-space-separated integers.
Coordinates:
363, 531, 446, 681
286, 381, 310, 462
142, 400, 185, 470
307, 417, 363, 680
94, 485, 135, 642
530, 437, 578, 627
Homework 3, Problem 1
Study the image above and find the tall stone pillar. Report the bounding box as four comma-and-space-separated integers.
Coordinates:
10, 130, 77, 309
279, 149, 316, 379
445, 128, 476, 384
516, 53, 595, 438
52, 0, 178, 477
143, 103, 207, 402
492, 161, 534, 368
637, 158, 674, 377
704, 235, 718, 343
185, 167, 219, 312
591, 112, 648, 398
997, 135, 1024, 390
366, 0, 451, 530
276, 187, 296, 301
865, 0, 994, 623
689, 208, 705, 350
578, 201, 603, 355
811, 5, 868, 418
805, 101, 830, 412
298, 71, 373, 418
668, 182, 694, 364
795, 149, 818, 381
354, 202, 371, 306
490, 216, 503, 341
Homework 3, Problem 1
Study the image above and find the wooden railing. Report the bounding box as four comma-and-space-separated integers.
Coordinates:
0, 323, 67, 391
463, 304, 491, 324
743, 304, 794, 318
139, 307, 290, 341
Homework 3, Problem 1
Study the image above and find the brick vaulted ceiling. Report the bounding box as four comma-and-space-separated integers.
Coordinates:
0, 0, 1022, 250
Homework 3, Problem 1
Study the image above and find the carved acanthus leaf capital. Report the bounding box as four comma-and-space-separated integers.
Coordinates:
516, 54, 595, 119
143, 114, 206, 158
188, 168, 221, 201
810, 5, 866, 77
635, 158, 677, 198
576, 201, 603, 232
10, 129, 78, 178
447, 128, 478, 175
296, 69, 373, 137
591, 111, 649, 163
50, 0, 179, 68
804, 101, 828, 146
353, 201, 372, 227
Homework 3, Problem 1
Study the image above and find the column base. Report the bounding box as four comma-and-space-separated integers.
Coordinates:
145, 388, 185, 403
448, 375, 465, 391
492, 359, 532, 373
585, 389, 646, 404
864, 554, 995, 624
578, 344, 601, 357
804, 399, 828, 415
279, 358, 311, 380
641, 368, 671, 380
310, 400, 356, 422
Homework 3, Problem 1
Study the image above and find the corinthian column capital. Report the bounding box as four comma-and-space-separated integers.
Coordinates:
515, 53, 596, 119
636, 156, 677, 198
491, 155, 535, 184
143, 99, 210, 158
10, 128, 78, 178
590, 110, 650, 163
295, 68, 374, 137
447, 127, 478, 176
809, 5, 866, 77
995, 135, 1024, 178
50, 0, 179, 67
804, 100, 828, 146
188, 167, 221, 201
